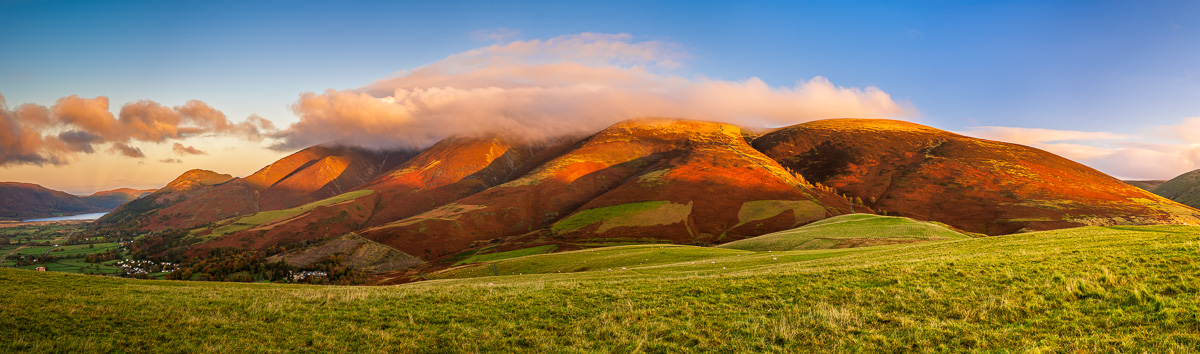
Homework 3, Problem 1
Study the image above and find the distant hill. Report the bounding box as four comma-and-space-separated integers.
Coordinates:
82, 188, 157, 210
1125, 180, 1167, 191
717, 214, 969, 251
753, 119, 1200, 234
1148, 169, 1200, 209
0, 182, 154, 220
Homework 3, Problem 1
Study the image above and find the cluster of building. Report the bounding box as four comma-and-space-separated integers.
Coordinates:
288, 270, 329, 282
114, 259, 178, 275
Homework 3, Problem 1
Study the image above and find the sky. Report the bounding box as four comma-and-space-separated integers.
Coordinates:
2, 0, 1199, 194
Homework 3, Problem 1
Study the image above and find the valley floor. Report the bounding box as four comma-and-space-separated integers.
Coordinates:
2, 225, 1199, 352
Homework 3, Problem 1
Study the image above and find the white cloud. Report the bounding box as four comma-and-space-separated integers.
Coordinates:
470, 27, 521, 42
960, 122, 1200, 180
960, 126, 1127, 146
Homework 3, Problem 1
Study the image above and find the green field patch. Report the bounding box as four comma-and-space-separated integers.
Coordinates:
376, 203, 487, 230
50, 243, 119, 256
565, 241, 659, 247
635, 169, 671, 187
202, 189, 376, 239
552, 201, 691, 234
15, 246, 53, 256
453, 245, 558, 265
10, 258, 120, 274
734, 200, 828, 228
719, 213, 971, 251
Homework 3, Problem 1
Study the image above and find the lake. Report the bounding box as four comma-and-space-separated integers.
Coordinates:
22, 212, 108, 222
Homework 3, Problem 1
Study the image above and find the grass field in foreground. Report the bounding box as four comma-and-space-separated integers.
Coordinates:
3, 225, 1200, 352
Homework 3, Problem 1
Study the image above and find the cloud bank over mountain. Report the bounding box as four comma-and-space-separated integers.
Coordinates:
273, 33, 916, 150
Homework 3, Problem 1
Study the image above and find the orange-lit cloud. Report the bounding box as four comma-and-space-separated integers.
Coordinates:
0, 93, 274, 167
275, 33, 916, 150
172, 142, 206, 155
961, 123, 1200, 180
107, 142, 145, 158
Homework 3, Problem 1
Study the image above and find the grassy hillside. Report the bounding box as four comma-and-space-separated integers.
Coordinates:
434, 244, 760, 279
1151, 169, 1200, 208
3, 225, 1200, 352
200, 189, 376, 239
718, 214, 971, 251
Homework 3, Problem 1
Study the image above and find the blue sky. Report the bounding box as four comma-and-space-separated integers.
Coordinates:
2, 0, 1200, 192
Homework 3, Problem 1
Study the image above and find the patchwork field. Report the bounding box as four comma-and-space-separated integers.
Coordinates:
3, 224, 1199, 352
0, 221, 129, 275
0, 221, 87, 243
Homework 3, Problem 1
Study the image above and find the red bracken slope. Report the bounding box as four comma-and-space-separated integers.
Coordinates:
115, 118, 1200, 273
752, 119, 1200, 234
97, 169, 237, 228
357, 119, 854, 260
97, 145, 417, 231
189, 136, 557, 253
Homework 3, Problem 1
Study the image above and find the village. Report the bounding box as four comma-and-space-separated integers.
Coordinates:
0, 221, 171, 277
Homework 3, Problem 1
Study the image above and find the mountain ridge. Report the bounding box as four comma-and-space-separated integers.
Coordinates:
753, 119, 1200, 234
99, 118, 1200, 275
0, 182, 154, 220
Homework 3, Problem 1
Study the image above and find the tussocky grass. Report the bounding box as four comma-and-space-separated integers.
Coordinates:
2, 225, 1199, 352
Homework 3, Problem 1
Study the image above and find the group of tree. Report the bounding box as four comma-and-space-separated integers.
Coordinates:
81, 248, 122, 263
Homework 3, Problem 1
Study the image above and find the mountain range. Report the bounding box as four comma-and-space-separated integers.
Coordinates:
0, 183, 154, 220
77, 118, 1200, 274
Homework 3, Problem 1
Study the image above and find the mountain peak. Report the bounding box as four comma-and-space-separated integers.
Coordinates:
754, 119, 1200, 234
163, 169, 234, 193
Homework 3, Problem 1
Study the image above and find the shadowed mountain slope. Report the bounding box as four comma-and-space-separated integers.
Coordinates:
0, 182, 106, 219
1149, 169, 1200, 209
0, 183, 156, 220
1125, 180, 1166, 191
752, 119, 1200, 234
83, 188, 157, 210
